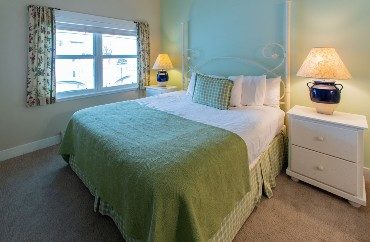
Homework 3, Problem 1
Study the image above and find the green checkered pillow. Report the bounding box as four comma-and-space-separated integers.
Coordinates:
192, 74, 234, 110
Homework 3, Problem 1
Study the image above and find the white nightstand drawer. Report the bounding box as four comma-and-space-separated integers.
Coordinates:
291, 145, 357, 195
290, 118, 358, 162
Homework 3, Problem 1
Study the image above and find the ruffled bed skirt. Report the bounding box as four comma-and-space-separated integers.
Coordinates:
210, 129, 286, 241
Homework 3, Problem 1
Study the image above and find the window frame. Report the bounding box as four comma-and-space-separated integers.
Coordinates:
55, 13, 139, 101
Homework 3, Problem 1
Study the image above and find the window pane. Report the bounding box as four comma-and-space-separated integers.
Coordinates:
56, 59, 94, 92
102, 34, 137, 55
103, 58, 137, 87
56, 30, 93, 55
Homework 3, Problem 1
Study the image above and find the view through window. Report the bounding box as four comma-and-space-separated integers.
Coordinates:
55, 19, 138, 100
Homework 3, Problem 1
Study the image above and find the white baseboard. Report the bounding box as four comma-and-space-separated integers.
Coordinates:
0, 134, 61, 162
364, 167, 370, 182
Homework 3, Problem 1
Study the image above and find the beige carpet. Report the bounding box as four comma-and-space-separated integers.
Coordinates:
0, 145, 369, 242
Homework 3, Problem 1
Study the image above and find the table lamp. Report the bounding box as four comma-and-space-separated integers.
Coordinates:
152, 54, 173, 87
297, 47, 351, 115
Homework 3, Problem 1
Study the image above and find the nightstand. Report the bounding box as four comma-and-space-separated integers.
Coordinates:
286, 105, 368, 207
146, 85, 177, 97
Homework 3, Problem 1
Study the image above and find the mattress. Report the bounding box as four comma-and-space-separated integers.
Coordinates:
135, 91, 285, 165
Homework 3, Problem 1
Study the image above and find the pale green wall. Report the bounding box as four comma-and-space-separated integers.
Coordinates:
161, 0, 370, 168
291, 0, 370, 168
0, 0, 160, 151
161, 0, 287, 87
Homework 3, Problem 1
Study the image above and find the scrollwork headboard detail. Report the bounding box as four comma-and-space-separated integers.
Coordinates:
183, 43, 287, 103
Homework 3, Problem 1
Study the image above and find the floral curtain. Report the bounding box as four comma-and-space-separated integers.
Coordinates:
135, 21, 150, 89
27, 5, 56, 107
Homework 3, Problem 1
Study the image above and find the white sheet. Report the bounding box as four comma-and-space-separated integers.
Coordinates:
135, 91, 285, 166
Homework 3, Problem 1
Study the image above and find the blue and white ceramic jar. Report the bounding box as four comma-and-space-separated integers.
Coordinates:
307, 80, 343, 115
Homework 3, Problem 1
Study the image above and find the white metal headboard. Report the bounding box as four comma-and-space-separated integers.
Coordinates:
181, 0, 292, 111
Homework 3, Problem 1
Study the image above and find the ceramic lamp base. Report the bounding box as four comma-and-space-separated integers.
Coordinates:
157, 81, 167, 87
313, 102, 338, 115
156, 70, 169, 88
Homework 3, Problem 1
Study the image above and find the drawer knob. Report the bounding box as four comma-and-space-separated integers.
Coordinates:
317, 165, 324, 171
316, 136, 325, 141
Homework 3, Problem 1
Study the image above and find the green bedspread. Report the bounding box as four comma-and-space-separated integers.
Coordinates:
59, 101, 250, 242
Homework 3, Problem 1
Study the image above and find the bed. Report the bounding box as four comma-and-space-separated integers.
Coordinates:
59, 90, 286, 241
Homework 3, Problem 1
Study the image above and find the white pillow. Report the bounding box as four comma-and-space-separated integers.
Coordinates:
241, 75, 266, 106
228, 75, 243, 107
186, 72, 196, 96
264, 76, 281, 108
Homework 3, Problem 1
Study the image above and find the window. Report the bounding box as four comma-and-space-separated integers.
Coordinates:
55, 11, 138, 100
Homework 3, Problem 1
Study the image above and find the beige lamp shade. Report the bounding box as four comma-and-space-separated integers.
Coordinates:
297, 48, 351, 80
152, 54, 173, 70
